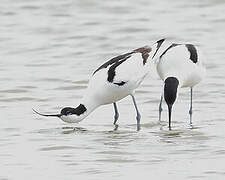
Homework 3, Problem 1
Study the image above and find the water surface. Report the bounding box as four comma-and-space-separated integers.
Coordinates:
0, 0, 225, 179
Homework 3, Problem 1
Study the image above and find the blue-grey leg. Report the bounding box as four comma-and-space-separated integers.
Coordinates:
113, 102, 119, 130
159, 95, 163, 121
131, 95, 141, 131
189, 88, 193, 124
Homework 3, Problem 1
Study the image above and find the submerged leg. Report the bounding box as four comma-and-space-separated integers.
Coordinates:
159, 95, 163, 121
131, 95, 141, 131
113, 103, 119, 130
189, 87, 193, 124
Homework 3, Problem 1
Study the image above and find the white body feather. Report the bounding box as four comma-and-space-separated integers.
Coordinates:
61, 49, 152, 123
85, 53, 150, 105
156, 43, 206, 88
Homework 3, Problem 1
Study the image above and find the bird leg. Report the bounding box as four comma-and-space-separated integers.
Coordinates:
189, 88, 193, 124
131, 95, 141, 131
159, 95, 163, 121
113, 103, 119, 130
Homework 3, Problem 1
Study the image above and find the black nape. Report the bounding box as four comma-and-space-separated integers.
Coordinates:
152, 38, 165, 59
61, 104, 87, 116
164, 77, 179, 106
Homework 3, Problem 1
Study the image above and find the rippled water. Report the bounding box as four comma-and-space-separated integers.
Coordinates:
0, 0, 225, 179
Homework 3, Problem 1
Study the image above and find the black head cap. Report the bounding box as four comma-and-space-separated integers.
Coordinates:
61, 104, 87, 116
61, 107, 76, 116
164, 77, 179, 106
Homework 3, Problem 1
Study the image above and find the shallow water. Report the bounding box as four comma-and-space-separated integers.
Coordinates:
0, 0, 225, 179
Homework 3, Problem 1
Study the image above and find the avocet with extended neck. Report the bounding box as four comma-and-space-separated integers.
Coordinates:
34, 45, 159, 131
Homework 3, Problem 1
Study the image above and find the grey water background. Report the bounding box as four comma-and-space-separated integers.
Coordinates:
0, 0, 225, 179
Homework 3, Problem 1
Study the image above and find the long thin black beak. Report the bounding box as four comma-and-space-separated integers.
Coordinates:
32, 109, 61, 117
168, 104, 172, 130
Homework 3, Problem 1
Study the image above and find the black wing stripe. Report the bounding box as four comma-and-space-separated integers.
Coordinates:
152, 39, 165, 59
160, 43, 180, 59
107, 56, 131, 82
93, 52, 133, 75
185, 44, 198, 63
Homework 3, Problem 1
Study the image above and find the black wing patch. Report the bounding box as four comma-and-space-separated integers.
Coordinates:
113, 81, 126, 86
152, 38, 165, 59
185, 44, 198, 63
93, 46, 151, 86
160, 43, 180, 59
93, 52, 133, 75
107, 56, 131, 82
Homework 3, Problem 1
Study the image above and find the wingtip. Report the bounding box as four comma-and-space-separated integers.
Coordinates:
156, 38, 166, 45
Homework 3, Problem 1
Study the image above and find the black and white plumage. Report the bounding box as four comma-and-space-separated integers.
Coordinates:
152, 39, 206, 129
34, 46, 154, 131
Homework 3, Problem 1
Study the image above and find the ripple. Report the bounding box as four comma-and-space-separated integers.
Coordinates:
1, 128, 20, 132
18, 85, 37, 89
0, 97, 36, 102
1, 11, 16, 16
33, 126, 88, 135
187, 175, 205, 179
204, 171, 225, 175
25, 63, 61, 67
79, 168, 108, 175
113, 27, 149, 33
96, 158, 138, 163
54, 85, 86, 90
36, 78, 70, 83
20, 5, 41, 10
213, 149, 225, 155
72, 80, 89, 84
96, 150, 137, 155
51, 13, 71, 17
39, 146, 77, 151
0, 89, 28, 94
61, 127, 88, 134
